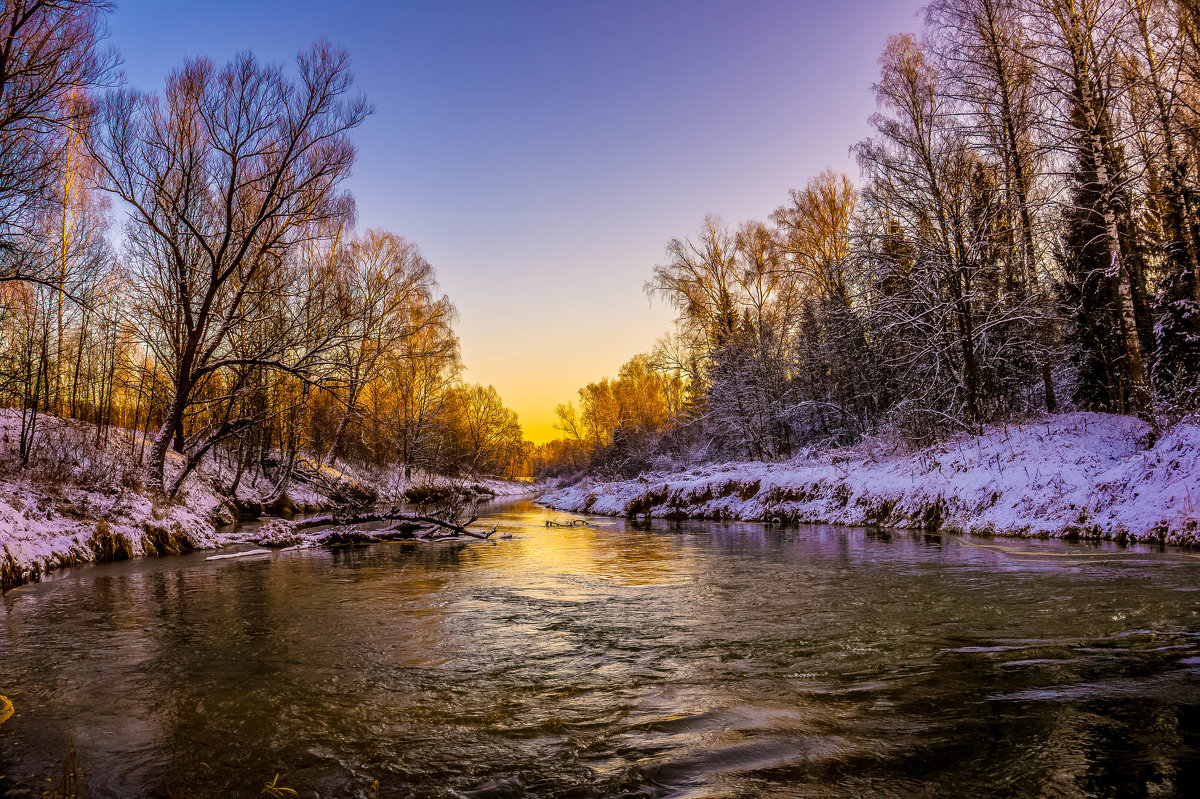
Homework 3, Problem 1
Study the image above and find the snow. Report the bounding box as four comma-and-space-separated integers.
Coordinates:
540, 412, 1200, 546
204, 452, 532, 512
327, 461, 533, 504
0, 409, 535, 591
0, 410, 239, 591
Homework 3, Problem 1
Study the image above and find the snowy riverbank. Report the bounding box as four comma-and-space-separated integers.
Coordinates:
0, 410, 533, 591
540, 412, 1200, 546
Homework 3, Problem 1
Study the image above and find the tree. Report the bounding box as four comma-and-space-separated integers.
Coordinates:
927, 0, 1061, 411
444, 383, 527, 478
1030, 0, 1152, 413
646, 215, 741, 358
856, 34, 990, 430
93, 42, 371, 492
773, 170, 857, 306
550, 352, 685, 474
385, 305, 458, 481
0, 0, 116, 258
323, 229, 444, 464
1120, 0, 1200, 408
772, 171, 884, 441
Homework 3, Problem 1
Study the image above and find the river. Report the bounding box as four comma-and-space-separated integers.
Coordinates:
2, 498, 1199, 797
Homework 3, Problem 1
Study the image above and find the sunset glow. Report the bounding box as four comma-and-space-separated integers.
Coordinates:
108, 0, 926, 443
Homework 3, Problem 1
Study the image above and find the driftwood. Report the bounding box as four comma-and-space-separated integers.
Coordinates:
545, 519, 592, 528
259, 509, 499, 546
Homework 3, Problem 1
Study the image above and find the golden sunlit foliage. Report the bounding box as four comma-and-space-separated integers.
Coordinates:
536, 353, 684, 478
0, 7, 532, 495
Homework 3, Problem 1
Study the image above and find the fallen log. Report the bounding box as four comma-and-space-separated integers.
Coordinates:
256, 509, 499, 547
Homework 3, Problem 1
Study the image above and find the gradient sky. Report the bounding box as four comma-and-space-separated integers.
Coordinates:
106, 0, 925, 443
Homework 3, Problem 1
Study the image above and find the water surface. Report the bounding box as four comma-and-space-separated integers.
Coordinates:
2, 499, 1200, 797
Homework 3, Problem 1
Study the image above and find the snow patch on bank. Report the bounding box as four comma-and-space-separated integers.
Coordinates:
204, 452, 533, 513
0, 410, 536, 591
0, 410, 238, 590
540, 412, 1200, 545
330, 462, 533, 504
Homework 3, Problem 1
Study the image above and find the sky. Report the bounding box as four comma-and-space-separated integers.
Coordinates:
106, 0, 926, 443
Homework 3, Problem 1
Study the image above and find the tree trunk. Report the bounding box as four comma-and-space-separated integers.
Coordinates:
1042, 361, 1057, 413
148, 385, 189, 493
324, 403, 353, 465
1133, 0, 1200, 305
1061, 3, 1149, 412
952, 281, 983, 426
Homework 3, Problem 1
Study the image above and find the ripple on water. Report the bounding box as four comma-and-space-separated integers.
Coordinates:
3, 500, 1200, 797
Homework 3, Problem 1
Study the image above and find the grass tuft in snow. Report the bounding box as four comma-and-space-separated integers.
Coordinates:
88, 519, 134, 563
139, 522, 193, 557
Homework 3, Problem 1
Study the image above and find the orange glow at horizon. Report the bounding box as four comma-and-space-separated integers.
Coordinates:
460, 314, 673, 445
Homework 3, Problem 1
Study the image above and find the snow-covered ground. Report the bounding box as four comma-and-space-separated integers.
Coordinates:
199, 450, 532, 514
307, 460, 534, 506
540, 412, 1200, 546
0, 410, 534, 590
0, 410, 238, 590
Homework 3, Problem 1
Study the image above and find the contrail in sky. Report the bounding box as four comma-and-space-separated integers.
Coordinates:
467, 351, 523, 366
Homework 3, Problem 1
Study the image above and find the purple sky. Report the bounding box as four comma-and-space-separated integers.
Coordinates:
107, 0, 926, 442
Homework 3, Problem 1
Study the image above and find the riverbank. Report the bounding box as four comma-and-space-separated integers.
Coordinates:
540, 411, 1200, 546
0, 410, 533, 591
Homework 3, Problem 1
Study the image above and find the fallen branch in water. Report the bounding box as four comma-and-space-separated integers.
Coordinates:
545, 519, 592, 528
255, 508, 499, 547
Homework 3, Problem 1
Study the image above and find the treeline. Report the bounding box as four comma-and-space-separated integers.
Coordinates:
537, 0, 1200, 479
0, 1, 530, 495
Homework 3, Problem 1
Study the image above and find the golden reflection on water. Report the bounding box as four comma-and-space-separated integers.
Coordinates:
503, 518, 698, 587
468, 503, 700, 590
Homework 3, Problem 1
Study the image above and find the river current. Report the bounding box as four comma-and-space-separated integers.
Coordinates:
2, 499, 1200, 797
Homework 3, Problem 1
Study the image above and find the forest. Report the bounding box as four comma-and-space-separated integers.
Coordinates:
0, 0, 532, 502
4, 0, 1200, 497
536, 0, 1200, 480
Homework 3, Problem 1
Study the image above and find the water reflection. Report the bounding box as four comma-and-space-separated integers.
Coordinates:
1, 499, 1199, 797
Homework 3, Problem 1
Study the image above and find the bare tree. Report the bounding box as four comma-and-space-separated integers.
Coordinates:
323, 229, 443, 464
927, 0, 1063, 411
0, 0, 117, 260
773, 170, 858, 306
1027, 0, 1152, 413
93, 42, 371, 492
646, 215, 742, 357
385, 294, 458, 480
856, 34, 991, 429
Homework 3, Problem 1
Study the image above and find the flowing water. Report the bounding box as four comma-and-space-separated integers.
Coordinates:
3, 498, 1200, 798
